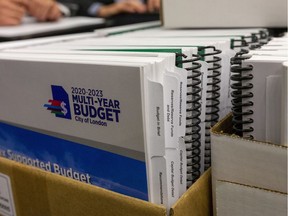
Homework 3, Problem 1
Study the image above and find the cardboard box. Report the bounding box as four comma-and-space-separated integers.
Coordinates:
211, 114, 287, 193
211, 114, 288, 216
0, 157, 212, 216
161, 0, 287, 28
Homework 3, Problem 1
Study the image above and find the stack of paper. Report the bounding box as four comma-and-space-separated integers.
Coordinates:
212, 32, 288, 216
0, 24, 277, 209
230, 35, 288, 145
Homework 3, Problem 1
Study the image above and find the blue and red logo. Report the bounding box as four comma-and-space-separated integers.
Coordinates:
44, 85, 71, 119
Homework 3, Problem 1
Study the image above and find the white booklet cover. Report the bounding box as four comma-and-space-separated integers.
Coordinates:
0, 53, 185, 209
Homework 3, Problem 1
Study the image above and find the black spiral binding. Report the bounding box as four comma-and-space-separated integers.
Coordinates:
241, 34, 263, 50
231, 38, 249, 50
245, 32, 272, 50
253, 31, 269, 45
243, 34, 259, 44
259, 29, 272, 43
231, 29, 270, 50
198, 46, 222, 170
176, 53, 202, 186
230, 49, 254, 139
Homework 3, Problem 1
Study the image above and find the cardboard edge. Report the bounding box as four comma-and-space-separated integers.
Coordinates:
0, 157, 167, 216
170, 169, 212, 216
217, 180, 288, 195
211, 113, 288, 150
216, 180, 288, 216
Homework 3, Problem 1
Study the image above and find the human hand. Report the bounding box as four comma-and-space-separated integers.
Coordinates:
97, 0, 147, 18
0, 0, 26, 26
26, 0, 61, 22
147, 0, 160, 13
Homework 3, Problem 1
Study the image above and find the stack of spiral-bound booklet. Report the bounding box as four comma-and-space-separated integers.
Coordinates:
230, 36, 288, 145
211, 32, 287, 216
0, 22, 276, 209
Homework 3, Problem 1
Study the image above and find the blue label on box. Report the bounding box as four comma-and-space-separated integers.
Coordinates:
0, 122, 148, 201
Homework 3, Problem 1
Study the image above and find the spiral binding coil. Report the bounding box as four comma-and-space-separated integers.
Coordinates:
230, 49, 254, 139
259, 29, 272, 43
259, 30, 269, 40
199, 46, 222, 125
231, 30, 269, 50
244, 33, 269, 50
176, 53, 203, 186
243, 34, 259, 45
198, 46, 222, 170
231, 38, 249, 50
249, 43, 262, 50
253, 31, 269, 46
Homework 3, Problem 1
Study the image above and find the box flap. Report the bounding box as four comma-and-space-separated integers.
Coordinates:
0, 157, 166, 216
211, 113, 288, 193
210, 114, 234, 135
170, 169, 212, 216
216, 180, 288, 216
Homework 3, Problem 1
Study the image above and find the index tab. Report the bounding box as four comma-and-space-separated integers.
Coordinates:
146, 78, 165, 157
163, 72, 179, 149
